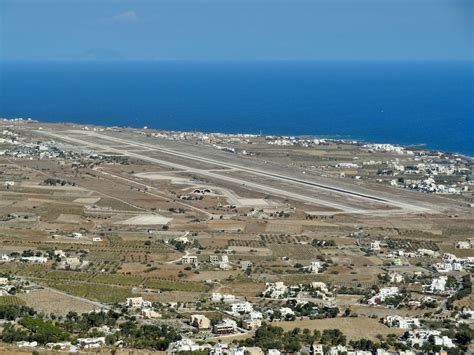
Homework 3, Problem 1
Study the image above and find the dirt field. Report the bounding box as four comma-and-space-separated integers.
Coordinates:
18, 289, 95, 316
273, 317, 404, 341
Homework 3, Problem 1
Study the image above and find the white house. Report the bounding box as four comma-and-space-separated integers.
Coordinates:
76, 337, 105, 349
231, 302, 253, 314
126, 297, 152, 309
389, 273, 404, 283
370, 240, 381, 251
306, 261, 322, 274
429, 276, 447, 293
168, 338, 201, 354
368, 287, 399, 305
262, 282, 288, 298
0, 254, 13, 262
384, 315, 420, 329
182, 255, 198, 264
21, 256, 47, 264
455, 241, 471, 249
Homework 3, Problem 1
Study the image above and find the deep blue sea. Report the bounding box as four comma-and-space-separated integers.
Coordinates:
1, 61, 473, 155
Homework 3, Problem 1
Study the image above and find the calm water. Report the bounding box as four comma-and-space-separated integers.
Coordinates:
1, 60, 473, 155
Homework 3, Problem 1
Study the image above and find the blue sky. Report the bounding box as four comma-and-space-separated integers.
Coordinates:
1, 0, 472, 61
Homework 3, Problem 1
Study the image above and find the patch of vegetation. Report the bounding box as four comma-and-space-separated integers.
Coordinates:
45, 281, 133, 303
143, 278, 207, 292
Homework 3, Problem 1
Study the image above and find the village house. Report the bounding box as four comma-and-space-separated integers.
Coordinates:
242, 319, 262, 330
0, 254, 13, 262
305, 261, 322, 274
76, 337, 106, 349
21, 256, 48, 264
455, 240, 471, 249
64, 256, 82, 270
368, 287, 399, 305
141, 309, 161, 319
168, 338, 202, 354
125, 297, 152, 309
429, 276, 447, 293
230, 302, 253, 314
389, 273, 404, 283
209, 255, 220, 265
370, 240, 381, 251
384, 315, 420, 329
190, 314, 211, 330
182, 255, 198, 264
262, 282, 288, 298
213, 318, 237, 335
211, 293, 237, 303
240, 260, 253, 271
54, 250, 66, 258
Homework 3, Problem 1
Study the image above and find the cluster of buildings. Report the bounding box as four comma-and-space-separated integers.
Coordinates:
405, 330, 455, 348
383, 315, 421, 329
125, 297, 161, 319
367, 287, 400, 305
434, 253, 474, 273
363, 143, 411, 155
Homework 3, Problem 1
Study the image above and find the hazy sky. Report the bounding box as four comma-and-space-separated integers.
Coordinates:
1, 0, 473, 61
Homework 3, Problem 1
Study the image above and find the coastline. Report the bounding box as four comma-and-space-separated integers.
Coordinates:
3, 117, 473, 161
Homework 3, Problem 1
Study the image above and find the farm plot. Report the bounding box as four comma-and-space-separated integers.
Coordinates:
0, 295, 26, 306
268, 244, 320, 259
143, 278, 208, 292
273, 317, 404, 341
91, 274, 145, 286
87, 251, 122, 262
107, 238, 173, 254
7, 264, 49, 278
85, 260, 121, 273
265, 222, 302, 234
261, 234, 312, 244
18, 289, 94, 315
44, 270, 92, 282
227, 239, 266, 248
45, 281, 133, 303
121, 253, 152, 263
386, 238, 439, 252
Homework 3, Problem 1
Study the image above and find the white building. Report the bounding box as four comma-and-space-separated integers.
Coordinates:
125, 297, 152, 309
262, 282, 288, 298
455, 241, 471, 249
21, 256, 47, 264
306, 261, 322, 274
213, 318, 237, 335
231, 302, 253, 314
241, 260, 253, 271
279, 307, 295, 318
168, 338, 201, 354
0, 254, 13, 262
182, 255, 198, 264
54, 250, 66, 258
429, 276, 447, 293
368, 287, 399, 305
434, 336, 455, 348
384, 315, 420, 329
389, 273, 404, 283
76, 337, 105, 349
211, 293, 237, 303
370, 241, 381, 251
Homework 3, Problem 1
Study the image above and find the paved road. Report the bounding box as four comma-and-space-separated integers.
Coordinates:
38, 130, 430, 214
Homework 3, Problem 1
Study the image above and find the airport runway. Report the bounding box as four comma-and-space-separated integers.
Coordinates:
38, 129, 431, 214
